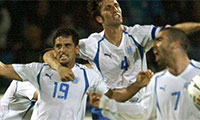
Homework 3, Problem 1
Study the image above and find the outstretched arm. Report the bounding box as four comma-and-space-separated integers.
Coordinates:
88, 74, 156, 120
0, 61, 22, 81
106, 70, 153, 102
43, 50, 75, 81
89, 70, 153, 102
173, 22, 200, 35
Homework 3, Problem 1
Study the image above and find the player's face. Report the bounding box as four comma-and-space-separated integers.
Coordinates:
54, 36, 79, 68
97, 0, 122, 27
153, 30, 173, 65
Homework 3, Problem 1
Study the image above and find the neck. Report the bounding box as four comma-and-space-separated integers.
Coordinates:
167, 53, 190, 76
63, 62, 75, 69
103, 25, 123, 46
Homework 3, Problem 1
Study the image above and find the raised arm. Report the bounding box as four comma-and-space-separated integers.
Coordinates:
43, 50, 75, 81
0, 61, 22, 81
43, 50, 61, 70
173, 22, 200, 35
91, 70, 153, 102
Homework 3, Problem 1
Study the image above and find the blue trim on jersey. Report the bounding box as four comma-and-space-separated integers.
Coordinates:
75, 64, 89, 120
151, 26, 157, 40
37, 64, 49, 90
83, 69, 89, 93
36, 102, 40, 119
22, 101, 35, 120
154, 71, 167, 118
123, 31, 144, 66
94, 36, 105, 74
190, 61, 200, 70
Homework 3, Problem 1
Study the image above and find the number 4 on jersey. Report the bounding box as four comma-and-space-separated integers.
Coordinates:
121, 56, 129, 70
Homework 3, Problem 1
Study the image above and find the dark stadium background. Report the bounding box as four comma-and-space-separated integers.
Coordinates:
0, 1, 200, 117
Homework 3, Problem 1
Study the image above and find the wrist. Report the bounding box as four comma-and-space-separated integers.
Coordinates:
134, 81, 143, 89
56, 64, 62, 71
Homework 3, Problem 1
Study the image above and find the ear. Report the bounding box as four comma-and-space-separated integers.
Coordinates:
75, 45, 80, 55
96, 16, 103, 24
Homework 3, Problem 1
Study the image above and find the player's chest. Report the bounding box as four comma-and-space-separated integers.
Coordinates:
96, 41, 140, 70
39, 71, 87, 101
156, 77, 186, 107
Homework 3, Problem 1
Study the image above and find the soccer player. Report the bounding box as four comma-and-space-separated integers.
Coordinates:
89, 28, 200, 120
0, 28, 152, 120
43, 0, 200, 119
0, 81, 37, 120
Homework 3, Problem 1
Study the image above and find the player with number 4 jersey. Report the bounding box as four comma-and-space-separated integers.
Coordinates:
89, 28, 200, 120
79, 25, 161, 89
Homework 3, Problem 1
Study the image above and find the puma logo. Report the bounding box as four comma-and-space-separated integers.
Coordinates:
160, 86, 166, 91
104, 53, 112, 58
45, 73, 53, 79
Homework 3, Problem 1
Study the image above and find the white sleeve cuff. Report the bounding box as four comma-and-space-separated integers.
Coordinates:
99, 95, 118, 113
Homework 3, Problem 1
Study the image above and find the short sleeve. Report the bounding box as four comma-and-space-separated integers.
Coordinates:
79, 32, 104, 61
79, 38, 90, 60
16, 81, 37, 100
12, 62, 43, 90
130, 24, 162, 52
86, 68, 110, 94
98, 76, 157, 120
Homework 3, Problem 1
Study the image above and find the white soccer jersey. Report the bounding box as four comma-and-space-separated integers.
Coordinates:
79, 24, 161, 89
99, 60, 200, 120
12, 62, 109, 120
0, 80, 36, 120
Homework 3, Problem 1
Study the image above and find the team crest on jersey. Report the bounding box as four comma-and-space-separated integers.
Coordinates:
72, 78, 79, 84
126, 46, 133, 55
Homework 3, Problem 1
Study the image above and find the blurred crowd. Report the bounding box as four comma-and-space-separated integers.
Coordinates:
0, 0, 200, 89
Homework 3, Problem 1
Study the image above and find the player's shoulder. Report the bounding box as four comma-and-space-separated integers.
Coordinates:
123, 24, 155, 33
152, 69, 168, 80
25, 62, 50, 70
191, 59, 200, 68
80, 31, 104, 44
75, 63, 98, 74
29, 62, 48, 66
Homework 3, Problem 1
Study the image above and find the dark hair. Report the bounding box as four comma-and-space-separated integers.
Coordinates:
53, 27, 79, 46
87, 0, 103, 20
161, 27, 190, 52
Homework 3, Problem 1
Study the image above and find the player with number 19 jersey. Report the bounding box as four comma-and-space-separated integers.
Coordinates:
79, 24, 162, 89
12, 63, 109, 120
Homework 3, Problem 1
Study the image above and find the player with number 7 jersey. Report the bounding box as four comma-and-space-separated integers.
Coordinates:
93, 28, 200, 120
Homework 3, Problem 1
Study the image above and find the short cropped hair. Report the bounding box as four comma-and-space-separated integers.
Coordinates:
161, 27, 189, 52
53, 28, 79, 46
87, 0, 103, 20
